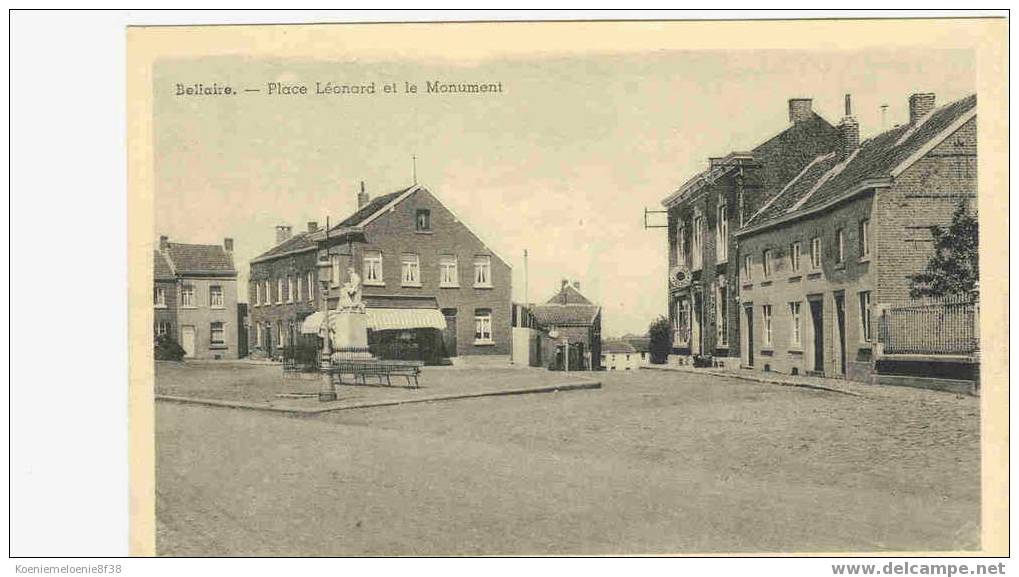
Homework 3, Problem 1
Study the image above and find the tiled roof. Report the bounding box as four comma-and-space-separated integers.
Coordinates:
747, 94, 976, 228
545, 283, 593, 305
623, 337, 651, 353
333, 187, 415, 230
251, 231, 316, 263
531, 304, 601, 327
154, 250, 175, 280
164, 243, 236, 275
601, 340, 637, 354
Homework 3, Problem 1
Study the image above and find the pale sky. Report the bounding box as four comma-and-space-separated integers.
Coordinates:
153, 48, 973, 337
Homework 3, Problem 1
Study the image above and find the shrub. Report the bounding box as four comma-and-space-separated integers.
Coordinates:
648, 316, 672, 364
154, 334, 186, 361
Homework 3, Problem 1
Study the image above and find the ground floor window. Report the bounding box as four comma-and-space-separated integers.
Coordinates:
859, 291, 872, 342
789, 301, 802, 347
762, 304, 773, 347
716, 280, 729, 347
474, 309, 493, 344
210, 322, 225, 346
673, 297, 691, 346
156, 321, 171, 337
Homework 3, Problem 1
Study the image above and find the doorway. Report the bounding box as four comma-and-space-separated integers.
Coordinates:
441, 308, 458, 357
834, 292, 846, 377
692, 292, 703, 355
744, 304, 754, 367
809, 297, 824, 373
181, 325, 196, 358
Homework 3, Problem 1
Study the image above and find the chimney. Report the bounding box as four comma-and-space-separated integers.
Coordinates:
357, 181, 370, 209
838, 94, 860, 160
275, 225, 293, 245
561, 278, 569, 290
908, 93, 936, 124
572, 281, 581, 291
223, 238, 234, 253
788, 98, 813, 123
307, 221, 319, 233
159, 235, 169, 251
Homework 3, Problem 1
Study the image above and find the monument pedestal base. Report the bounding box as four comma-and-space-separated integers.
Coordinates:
327, 310, 374, 361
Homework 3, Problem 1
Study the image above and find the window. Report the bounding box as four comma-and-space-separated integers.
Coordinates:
762, 304, 773, 347
674, 298, 691, 345
859, 219, 871, 258
716, 278, 729, 347
296, 275, 303, 302
276, 278, 284, 304
790, 241, 801, 273
738, 190, 745, 228
256, 323, 263, 348
154, 287, 166, 308
209, 285, 224, 308
676, 224, 686, 263
307, 271, 315, 301
156, 321, 171, 337
810, 237, 821, 269
287, 276, 294, 303
181, 284, 195, 308
835, 229, 845, 263
415, 209, 431, 231
474, 309, 493, 343
743, 254, 753, 282
210, 322, 225, 346
474, 255, 492, 287
276, 321, 284, 346
762, 249, 773, 278
254, 282, 261, 307
789, 301, 802, 347
401, 253, 421, 286
716, 201, 729, 263
691, 214, 704, 270
363, 250, 383, 285
859, 291, 873, 342
439, 255, 459, 287
263, 280, 271, 305
330, 254, 341, 286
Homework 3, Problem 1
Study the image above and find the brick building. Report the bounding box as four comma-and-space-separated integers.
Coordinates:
531, 281, 602, 371
735, 93, 976, 382
154, 235, 240, 359
249, 183, 513, 363
662, 98, 839, 366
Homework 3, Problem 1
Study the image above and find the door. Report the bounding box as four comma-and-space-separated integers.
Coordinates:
441, 308, 458, 357
744, 304, 754, 367
810, 299, 824, 372
834, 292, 847, 376
181, 326, 196, 358
692, 292, 703, 355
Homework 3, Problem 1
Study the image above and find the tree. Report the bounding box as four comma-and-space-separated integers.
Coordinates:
648, 316, 672, 364
910, 199, 979, 299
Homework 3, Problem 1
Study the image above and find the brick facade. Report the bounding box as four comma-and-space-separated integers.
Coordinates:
248, 245, 318, 357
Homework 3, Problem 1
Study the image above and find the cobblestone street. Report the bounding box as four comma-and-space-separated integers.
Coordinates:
156, 369, 980, 555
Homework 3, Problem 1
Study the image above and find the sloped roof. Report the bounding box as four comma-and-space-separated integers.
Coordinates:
546, 283, 593, 305
154, 250, 175, 280
251, 231, 316, 263
623, 337, 651, 353
164, 243, 235, 275
746, 94, 976, 229
602, 340, 637, 354
531, 304, 601, 327
333, 186, 415, 230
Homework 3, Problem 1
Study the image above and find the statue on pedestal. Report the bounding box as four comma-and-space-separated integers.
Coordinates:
326, 266, 372, 360
336, 266, 365, 313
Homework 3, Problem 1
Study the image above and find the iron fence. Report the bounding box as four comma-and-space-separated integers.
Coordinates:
878, 296, 978, 356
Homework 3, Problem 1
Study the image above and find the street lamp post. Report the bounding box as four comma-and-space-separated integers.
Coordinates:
317, 254, 336, 402
549, 327, 568, 373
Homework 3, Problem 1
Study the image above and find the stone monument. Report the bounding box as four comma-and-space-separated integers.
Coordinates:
322, 267, 373, 360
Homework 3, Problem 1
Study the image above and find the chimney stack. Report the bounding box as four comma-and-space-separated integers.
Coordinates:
357, 181, 370, 209
223, 238, 234, 252
788, 98, 813, 123
307, 221, 319, 233
159, 235, 169, 251
275, 225, 293, 245
838, 94, 860, 160
908, 93, 936, 124
572, 281, 581, 291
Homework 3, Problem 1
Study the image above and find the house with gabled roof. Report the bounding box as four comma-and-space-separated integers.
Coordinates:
249, 182, 513, 364
734, 93, 977, 382
662, 97, 840, 368
530, 280, 602, 370
155, 235, 239, 359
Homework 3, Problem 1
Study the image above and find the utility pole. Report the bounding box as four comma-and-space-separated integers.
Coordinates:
412, 155, 417, 185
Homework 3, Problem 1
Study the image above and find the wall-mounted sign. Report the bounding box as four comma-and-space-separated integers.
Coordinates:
669, 265, 692, 290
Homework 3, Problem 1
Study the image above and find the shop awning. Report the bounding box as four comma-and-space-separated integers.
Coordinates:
301, 308, 447, 334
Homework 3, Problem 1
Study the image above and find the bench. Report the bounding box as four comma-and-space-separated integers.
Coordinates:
330, 359, 424, 388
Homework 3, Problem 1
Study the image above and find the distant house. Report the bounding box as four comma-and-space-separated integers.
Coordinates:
531, 280, 602, 371
620, 334, 652, 366
601, 340, 639, 371
155, 235, 239, 359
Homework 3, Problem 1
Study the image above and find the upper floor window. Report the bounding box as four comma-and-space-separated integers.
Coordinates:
307, 271, 315, 301
181, 284, 195, 308
810, 237, 822, 269
296, 275, 303, 302
330, 254, 342, 286
415, 209, 431, 232
716, 201, 729, 263
691, 215, 704, 270
210, 321, 225, 346
743, 254, 753, 282
276, 278, 284, 303
401, 253, 421, 286
737, 190, 745, 228
474, 255, 492, 287
676, 224, 686, 263
790, 241, 802, 273
254, 282, 261, 307
762, 249, 773, 278
209, 285, 224, 308
859, 219, 871, 258
474, 308, 493, 344
439, 255, 459, 287
363, 250, 383, 285
263, 280, 271, 305
154, 287, 166, 308
286, 276, 294, 303
835, 228, 845, 264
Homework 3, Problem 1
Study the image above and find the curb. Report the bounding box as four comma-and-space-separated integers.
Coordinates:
640, 365, 862, 397
156, 380, 602, 415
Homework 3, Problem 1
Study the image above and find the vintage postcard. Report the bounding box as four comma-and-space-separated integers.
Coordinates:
127, 17, 1008, 557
